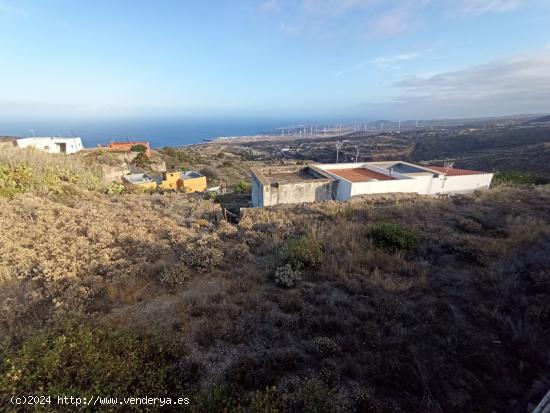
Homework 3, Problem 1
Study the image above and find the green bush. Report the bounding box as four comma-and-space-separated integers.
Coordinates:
131, 152, 151, 168
280, 236, 324, 270
130, 144, 147, 153
493, 170, 549, 186
234, 180, 251, 194
370, 223, 419, 252
0, 322, 184, 398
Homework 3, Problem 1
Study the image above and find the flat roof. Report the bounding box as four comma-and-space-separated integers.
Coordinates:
428, 166, 488, 176
252, 166, 335, 185
123, 173, 158, 184
180, 171, 204, 180
327, 168, 396, 182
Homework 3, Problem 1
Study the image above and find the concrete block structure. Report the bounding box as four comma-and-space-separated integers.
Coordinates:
16, 137, 83, 154
251, 165, 338, 207
251, 162, 494, 207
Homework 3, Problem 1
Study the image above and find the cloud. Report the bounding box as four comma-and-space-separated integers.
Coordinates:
455, 0, 524, 15
371, 51, 420, 68
257, 0, 534, 39
0, 0, 27, 17
382, 50, 550, 117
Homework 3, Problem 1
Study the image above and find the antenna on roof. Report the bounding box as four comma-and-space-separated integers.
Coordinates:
444, 162, 455, 174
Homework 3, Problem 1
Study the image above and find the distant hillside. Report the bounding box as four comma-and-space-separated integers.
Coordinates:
525, 114, 550, 124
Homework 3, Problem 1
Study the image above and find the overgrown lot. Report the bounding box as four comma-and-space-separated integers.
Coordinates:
0, 167, 549, 411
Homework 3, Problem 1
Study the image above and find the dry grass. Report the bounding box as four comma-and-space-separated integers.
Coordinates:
1, 184, 549, 411
0, 146, 104, 196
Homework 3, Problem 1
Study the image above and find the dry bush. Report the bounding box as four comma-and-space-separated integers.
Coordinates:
1, 181, 550, 412
158, 264, 193, 286
180, 233, 224, 272
273, 264, 302, 288
0, 146, 103, 195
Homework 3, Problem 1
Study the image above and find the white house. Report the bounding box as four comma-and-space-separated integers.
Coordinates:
313, 161, 494, 200
16, 137, 84, 154
251, 161, 494, 207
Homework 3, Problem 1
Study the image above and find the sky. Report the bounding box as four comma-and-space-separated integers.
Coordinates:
0, 0, 549, 120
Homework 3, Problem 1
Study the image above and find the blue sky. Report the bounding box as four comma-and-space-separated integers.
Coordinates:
0, 0, 549, 120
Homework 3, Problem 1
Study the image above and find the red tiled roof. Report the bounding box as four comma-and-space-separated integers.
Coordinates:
428, 166, 488, 176
327, 168, 396, 182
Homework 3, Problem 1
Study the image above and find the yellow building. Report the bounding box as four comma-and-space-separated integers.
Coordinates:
122, 173, 159, 190
159, 171, 181, 190
159, 170, 207, 193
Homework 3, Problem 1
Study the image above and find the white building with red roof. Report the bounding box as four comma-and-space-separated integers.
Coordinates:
315, 161, 494, 200
251, 161, 494, 207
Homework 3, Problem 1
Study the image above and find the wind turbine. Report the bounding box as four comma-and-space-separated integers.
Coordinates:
335, 141, 343, 163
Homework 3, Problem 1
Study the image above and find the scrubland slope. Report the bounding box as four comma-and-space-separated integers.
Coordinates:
0, 148, 549, 412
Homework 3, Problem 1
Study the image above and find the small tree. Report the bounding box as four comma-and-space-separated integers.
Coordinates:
130, 144, 148, 153
234, 180, 251, 194
370, 222, 419, 252
131, 152, 151, 168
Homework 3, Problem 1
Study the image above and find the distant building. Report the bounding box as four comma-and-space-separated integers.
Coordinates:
107, 141, 152, 157
16, 137, 83, 154
159, 171, 207, 193
251, 161, 494, 207
121, 173, 159, 190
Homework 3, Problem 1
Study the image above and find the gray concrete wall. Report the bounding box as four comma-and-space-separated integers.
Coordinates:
256, 180, 337, 207
251, 174, 264, 208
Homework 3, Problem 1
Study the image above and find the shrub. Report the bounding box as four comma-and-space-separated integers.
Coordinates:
181, 234, 224, 272
103, 182, 127, 195
313, 337, 340, 356
0, 147, 102, 195
130, 144, 147, 153
274, 264, 302, 288
234, 180, 251, 194
158, 264, 192, 286
280, 236, 324, 270
370, 223, 419, 252
493, 170, 549, 186
131, 152, 151, 168
0, 322, 184, 398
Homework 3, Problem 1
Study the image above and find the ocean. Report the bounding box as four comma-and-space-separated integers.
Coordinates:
0, 117, 315, 148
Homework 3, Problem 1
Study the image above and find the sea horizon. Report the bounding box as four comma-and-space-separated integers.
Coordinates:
0, 117, 358, 149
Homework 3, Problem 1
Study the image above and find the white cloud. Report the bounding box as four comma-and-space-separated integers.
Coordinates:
257, 0, 534, 39
384, 50, 550, 117
371, 51, 420, 68
455, 0, 524, 15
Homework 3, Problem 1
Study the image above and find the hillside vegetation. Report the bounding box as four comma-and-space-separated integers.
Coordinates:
0, 148, 549, 412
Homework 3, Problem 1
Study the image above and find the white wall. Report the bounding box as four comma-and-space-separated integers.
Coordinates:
16, 137, 84, 154
433, 174, 494, 194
